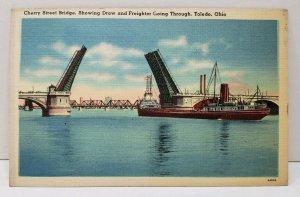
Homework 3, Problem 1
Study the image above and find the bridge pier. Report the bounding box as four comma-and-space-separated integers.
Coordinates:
44, 85, 71, 116
43, 107, 71, 116
42, 109, 48, 117
24, 100, 33, 111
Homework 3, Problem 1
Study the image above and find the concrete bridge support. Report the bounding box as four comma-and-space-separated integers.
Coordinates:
44, 85, 71, 116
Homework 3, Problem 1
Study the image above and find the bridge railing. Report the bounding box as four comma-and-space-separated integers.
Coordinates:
19, 91, 71, 96
48, 91, 71, 95
19, 91, 48, 95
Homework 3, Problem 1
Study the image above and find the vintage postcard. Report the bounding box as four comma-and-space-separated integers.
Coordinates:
10, 8, 288, 186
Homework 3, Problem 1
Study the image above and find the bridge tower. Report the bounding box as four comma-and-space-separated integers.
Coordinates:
44, 45, 87, 116
144, 75, 153, 100
144, 50, 180, 107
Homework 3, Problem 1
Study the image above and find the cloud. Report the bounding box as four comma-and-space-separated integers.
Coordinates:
39, 56, 63, 65
84, 42, 144, 71
194, 43, 210, 55
52, 41, 65, 53
221, 70, 245, 79
51, 41, 81, 56
78, 72, 115, 82
191, 38, 232, 56
87, 42, 144, 59
158, 36, 187, 47
51, 41, 144, 59
217, 38, 232, 49
120, 62, 134, 70
23, 68, 62, 78
90, 59, 116, 67
49, 41, 143, 71
176, 60, 214, 74
171, 58, 180, 64
89, 60, 134, 70
124, 74, 146, 83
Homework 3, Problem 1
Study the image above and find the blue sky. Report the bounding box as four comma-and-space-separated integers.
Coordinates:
20, 18, 278, 101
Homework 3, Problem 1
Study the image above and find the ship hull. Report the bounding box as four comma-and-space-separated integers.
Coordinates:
138, 107, 270, 120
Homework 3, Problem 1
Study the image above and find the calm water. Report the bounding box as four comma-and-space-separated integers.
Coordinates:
20, 109, 278, 177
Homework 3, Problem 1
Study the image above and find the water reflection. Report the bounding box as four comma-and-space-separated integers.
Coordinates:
215, 121, 231, 175
152, 123, 174, 176
219, 121, 230, 155
44, 118, 75, 175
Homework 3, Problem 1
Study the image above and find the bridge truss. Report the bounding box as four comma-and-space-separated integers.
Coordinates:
56, 45, 87, 91
70, 99, 140, 109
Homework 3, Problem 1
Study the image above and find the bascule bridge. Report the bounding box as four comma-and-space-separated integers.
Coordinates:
19, 45, 87, 116
145, 50, 180, 107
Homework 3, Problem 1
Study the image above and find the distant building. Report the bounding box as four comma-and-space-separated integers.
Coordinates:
105, 97, 112, 105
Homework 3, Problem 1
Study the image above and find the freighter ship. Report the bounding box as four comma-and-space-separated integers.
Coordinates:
138, 51, 270, 120
138, 84, 270, 120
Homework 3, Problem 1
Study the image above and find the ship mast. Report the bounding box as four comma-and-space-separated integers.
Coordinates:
213, 63, 217, 98
207, 61, 221, 100
249, 85, 262, 103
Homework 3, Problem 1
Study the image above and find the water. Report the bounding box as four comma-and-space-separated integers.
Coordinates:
20, 109, 278, 177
